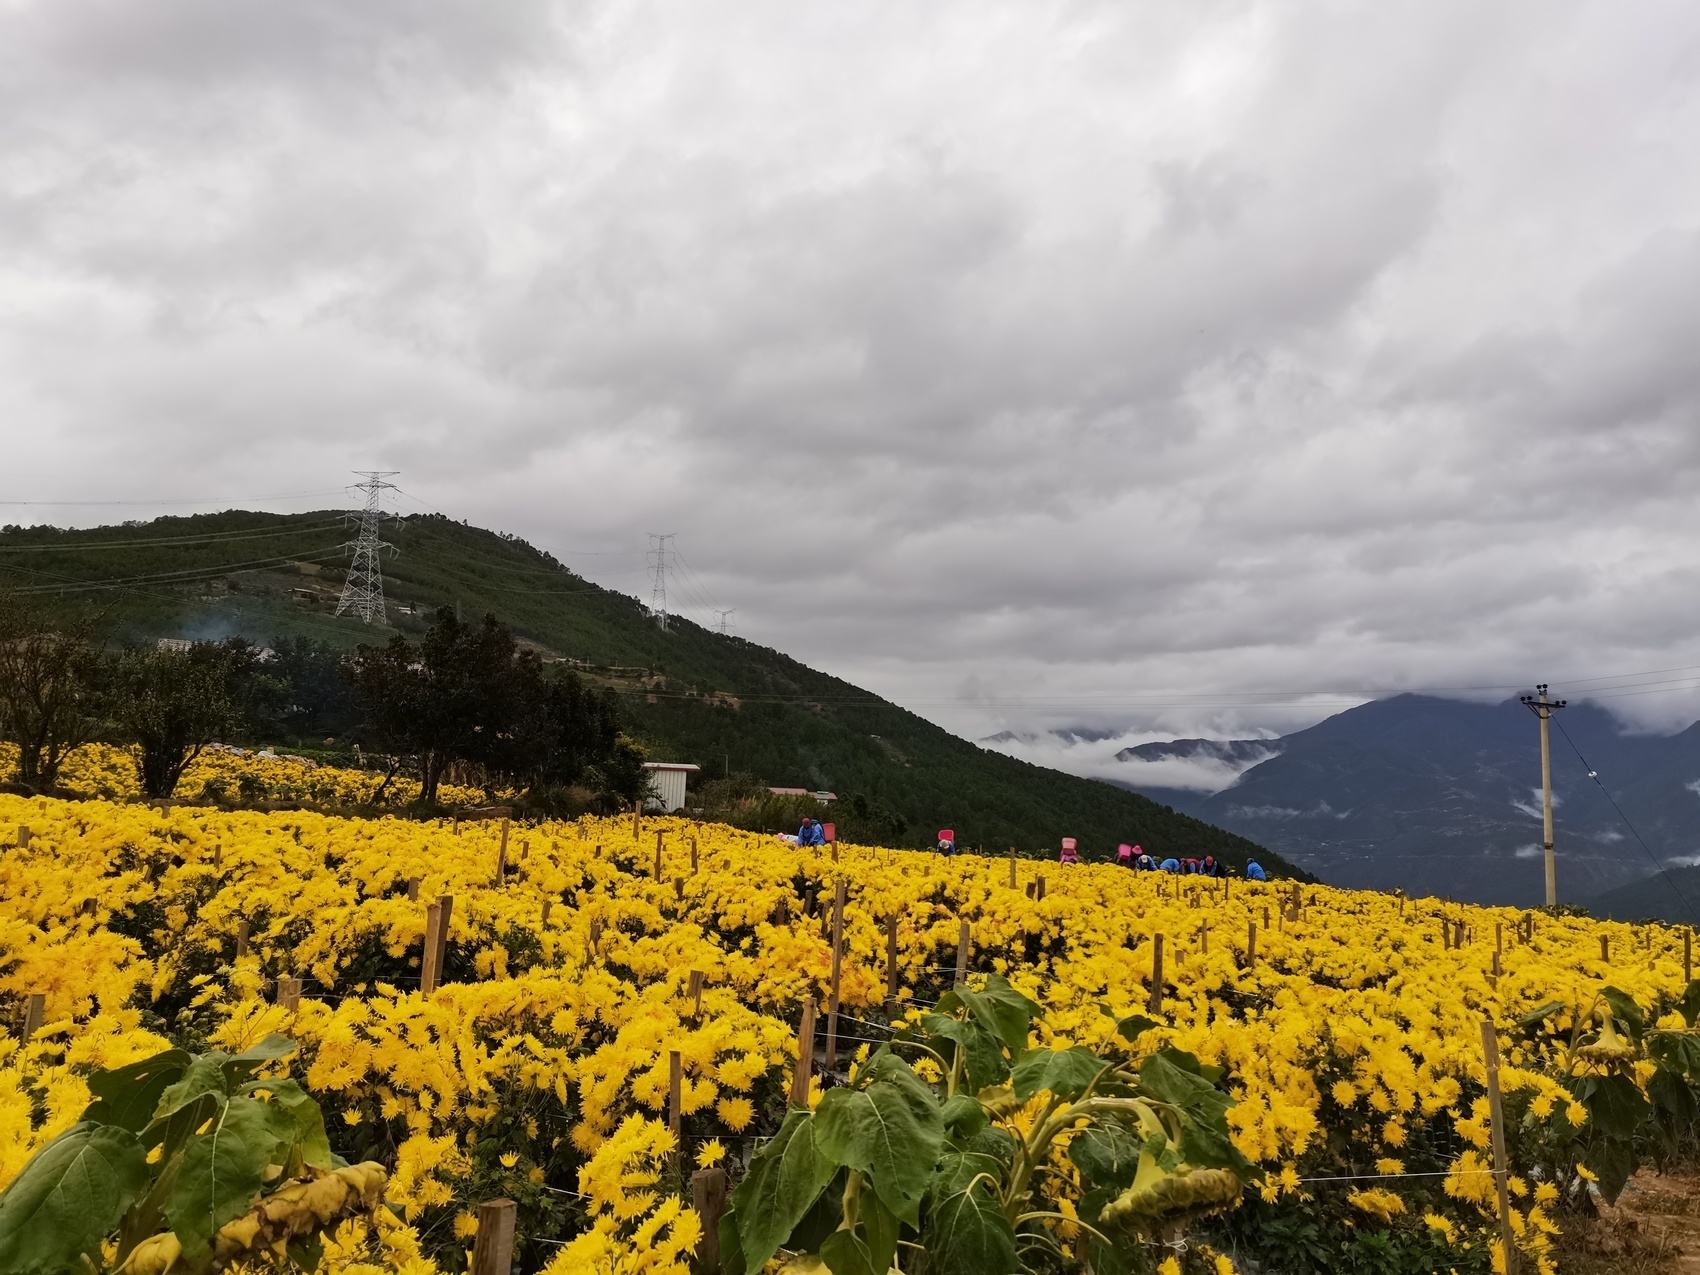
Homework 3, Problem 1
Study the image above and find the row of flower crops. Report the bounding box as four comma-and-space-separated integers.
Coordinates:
2, 754, 1698, 1273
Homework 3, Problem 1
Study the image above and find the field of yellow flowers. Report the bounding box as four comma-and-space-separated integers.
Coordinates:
2, 749, 1698, 1274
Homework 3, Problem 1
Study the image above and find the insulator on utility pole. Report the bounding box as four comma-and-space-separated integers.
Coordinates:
335, 471, 399, 625
1519, 683, 1568, 908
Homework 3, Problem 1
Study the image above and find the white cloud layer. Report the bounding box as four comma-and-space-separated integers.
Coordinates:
6, 1, 1700, 744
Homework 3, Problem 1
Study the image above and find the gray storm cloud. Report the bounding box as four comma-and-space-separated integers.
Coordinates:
4, 0, 1700, 751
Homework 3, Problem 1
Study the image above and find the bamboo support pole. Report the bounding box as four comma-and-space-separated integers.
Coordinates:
691, 1168, 729, 1274
470, 1199, 517, 1275
407, 877, 420, 901
691, 836, 699, 874
1148, 935, 1164, 1014
21, 993, 44, 1042
954, 918, 970, 985
1009, 846, 1017, 889
1246, 919, 1257, 970
1601, 935, 1610, 964
496, 817, 510, 884
541, 899, 552, 927
825, 881, 846, 1074
236, 920, 250, 958
1687, 929, 1693, 985
885, 915, 899, 1013
688, 969, 705, 1020
669, 1050, 682, 1136
790, 999, 816, 1106
1480, 1020, 1519, 1275
654, 830, 664, 881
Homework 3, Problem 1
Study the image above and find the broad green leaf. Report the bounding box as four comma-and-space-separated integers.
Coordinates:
1011, 1047, 1105, 1102
818, 1189, 899, 1275
165, 1096, 297, 1257
242, 1077, 332, 1170
1679, 980, 1700, 1029
1600, 987, 1646, 1043
814, 1055, 945, 1227
154, 1053, 232, 1122
0, 1122, 149, 1275
922, 1168, 1019, 1275
221, 1034, 298, 1085
1114, 1014, 1160, 1044
1648, 1069, 1698, 1157
81, 1050, 191, 1133
1648, 1031, 1700, 1085
950, 976, 1040, 1053
732, 1110, 838, 1273
927, 1152, 1002, 1203
718, 1205, 746, 1275
1068, 1122, 1143, 1191
962, 1126, 1016, 1167
1586, 1134, 1636, 1205
1137, 1052, 1254, 1174
1516, 1000, 1566, 1031
921, 1015, 1009, 1091
939, 1094, 988, 1140
1570, 1074, 1650, 1145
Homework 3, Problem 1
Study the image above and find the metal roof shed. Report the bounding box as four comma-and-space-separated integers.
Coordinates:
642, 762, 700, 813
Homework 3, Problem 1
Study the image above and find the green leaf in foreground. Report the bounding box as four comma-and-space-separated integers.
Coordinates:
164, 1096, 297, 1257
922, 1169, 1020, 1275
731, 1110, 838, 1273
80, 1050, 192, 1133
1012, 1046, 1105, 1102
0, 1121, 149, 1275
814, 1055, 945, 1226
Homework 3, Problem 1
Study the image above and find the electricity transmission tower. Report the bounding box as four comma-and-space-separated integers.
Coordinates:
713, 609, 736, 635
1520, 683, 1568, 906
335, 472, 398, 625
647, 533, 675, 630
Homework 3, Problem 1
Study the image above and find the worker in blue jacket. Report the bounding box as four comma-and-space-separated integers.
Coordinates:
1159, 857, 1181, 873
1245, 860, 1267, 881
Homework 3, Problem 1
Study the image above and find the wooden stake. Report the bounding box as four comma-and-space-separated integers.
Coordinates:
691, 836, 699, 874
669, 1050, 683, 1135
825, 881, 846, 1074
21, 993, 44, 1042
470, 1198, 517, 1275
1036, 874, 1047, 901
541, 899, 552, 927
407, 877, 420, 901
80, 897, 96, 917
1246, 920, 1257, 970
496, 817, 511, 884
421, 896, 454, 995
954, 918, 970, 986
1262, 905, 1270, 931
633, 801, 641, 839
886, 914, 899, 1013
1148, 934, 1165, 1014
691, 1168, 729, 1275
1480, 1020, 1520, 1275
1009, 846, 1017, 889
790, 998, 816, 1105
1600, 934, 1610, 964
15, 826, 30, 848
236, 920, 250, 958
276, 977, 302, 1012
654, 830, 664, 880
1686, 929, 1692, 985
1496, 921, 1503, 957
674, 877, 684, 902
688, 969, 705, 1019
1200, 920, 1209, 956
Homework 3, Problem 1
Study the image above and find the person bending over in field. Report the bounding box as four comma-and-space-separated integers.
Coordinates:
1117, 843, 1133, 867
1160, 857, 1181, 873
1136, 852, 1156, 871
1245, 860, 1267, 881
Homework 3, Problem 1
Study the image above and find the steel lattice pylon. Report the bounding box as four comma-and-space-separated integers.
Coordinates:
335, 471, 398, 624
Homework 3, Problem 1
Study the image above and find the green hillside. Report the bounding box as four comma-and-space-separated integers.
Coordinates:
0, 509, 1296, 871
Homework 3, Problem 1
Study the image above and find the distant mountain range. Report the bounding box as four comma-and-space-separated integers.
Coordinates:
1109, 694, 1700, 914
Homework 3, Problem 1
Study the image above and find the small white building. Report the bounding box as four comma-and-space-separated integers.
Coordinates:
642, 762, 701, 813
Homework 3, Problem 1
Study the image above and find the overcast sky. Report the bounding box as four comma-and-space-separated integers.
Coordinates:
5, 1, 1700, 775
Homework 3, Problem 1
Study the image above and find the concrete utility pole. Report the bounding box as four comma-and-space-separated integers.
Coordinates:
1520, 684, 1568, 907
